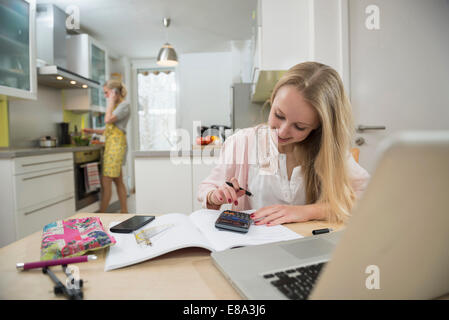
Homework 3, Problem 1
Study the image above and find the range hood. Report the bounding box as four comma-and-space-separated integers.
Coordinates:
37, 65, 100, 89
251, 70, 286, 103
36, 4, 99, 89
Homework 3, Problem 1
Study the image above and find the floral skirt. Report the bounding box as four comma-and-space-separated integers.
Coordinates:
103, 124, 126, 178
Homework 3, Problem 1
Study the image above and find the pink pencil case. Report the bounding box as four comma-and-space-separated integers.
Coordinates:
40, 217, 116, 261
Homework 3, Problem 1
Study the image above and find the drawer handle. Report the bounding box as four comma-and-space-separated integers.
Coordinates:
24, 196, 75, 216
21, 158, 73, 167
22, 169, 73, 181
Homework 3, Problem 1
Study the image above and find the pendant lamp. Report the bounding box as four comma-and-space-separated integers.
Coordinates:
157, 18, 178, 66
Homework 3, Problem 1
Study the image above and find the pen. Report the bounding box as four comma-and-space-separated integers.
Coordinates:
16, 255, 97, 271
312, 228, 333, 235
225, 181, 253, 197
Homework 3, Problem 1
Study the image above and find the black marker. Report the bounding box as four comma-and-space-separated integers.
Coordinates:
225, 181, 253, 197
312, 228, 333, 235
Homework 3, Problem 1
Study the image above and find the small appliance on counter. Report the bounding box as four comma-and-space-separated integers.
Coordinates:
39, 136, 57, 148
57, 122, 71, 146
197, 124, 231, 142
197, 126, 210, 137
211, 125, 231, 142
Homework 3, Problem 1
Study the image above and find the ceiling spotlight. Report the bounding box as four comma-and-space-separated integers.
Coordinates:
56, 76, 63, 80
70, 80, 77, 85
82, 84, 88, 88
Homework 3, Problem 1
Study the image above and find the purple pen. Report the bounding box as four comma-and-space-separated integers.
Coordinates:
16, 255, 97, 271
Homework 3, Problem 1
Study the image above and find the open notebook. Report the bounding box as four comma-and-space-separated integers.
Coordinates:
104, 209, 302, 271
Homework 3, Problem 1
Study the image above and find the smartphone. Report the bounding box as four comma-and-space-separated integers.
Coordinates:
110, 215, 155, 233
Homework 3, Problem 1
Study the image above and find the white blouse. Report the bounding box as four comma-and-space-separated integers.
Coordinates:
248, 153, 307, 210
247, 126, 369, 210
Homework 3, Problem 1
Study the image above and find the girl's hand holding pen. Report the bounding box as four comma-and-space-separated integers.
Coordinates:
208, 177, 246, 206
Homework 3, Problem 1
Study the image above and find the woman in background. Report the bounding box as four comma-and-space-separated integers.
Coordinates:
198, 62, 370, 225
84, 79, 130, 213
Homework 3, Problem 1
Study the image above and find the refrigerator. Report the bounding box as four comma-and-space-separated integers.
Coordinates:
231, 83, 268, 130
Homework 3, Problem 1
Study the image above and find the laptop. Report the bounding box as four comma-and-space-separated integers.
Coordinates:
211, 131, 449, 299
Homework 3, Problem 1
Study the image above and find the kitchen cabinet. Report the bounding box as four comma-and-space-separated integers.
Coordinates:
251, 0, 350, 102
64, 88, 105, 113
250, 0, 311, 102
89, 41, 107, 110
0, 0, 37, 100
0, 152, 76, 247
135, 156, 193, 214
66, 34, 109, 112
135, 148, 228, 214
252, 0, 310, 73
192, 156, 218, 211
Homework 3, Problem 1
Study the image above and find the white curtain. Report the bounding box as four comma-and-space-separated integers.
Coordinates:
137, 70, 177, 150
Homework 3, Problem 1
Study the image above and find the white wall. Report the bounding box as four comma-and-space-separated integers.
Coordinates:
8, 85, 63, 148
130, 51, 246, 151
177, 52, 233, 136
231, 40, 253, 83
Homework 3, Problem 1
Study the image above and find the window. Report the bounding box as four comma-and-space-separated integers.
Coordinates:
137, 68, 178, 150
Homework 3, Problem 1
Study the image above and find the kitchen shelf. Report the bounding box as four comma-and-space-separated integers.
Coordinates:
0, 68, 26, 76
0, 2, 28, 20
0, 33, 28, 54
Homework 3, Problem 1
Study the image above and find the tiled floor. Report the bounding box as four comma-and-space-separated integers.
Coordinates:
128, 193, 136, 213
107, 192, 136, 213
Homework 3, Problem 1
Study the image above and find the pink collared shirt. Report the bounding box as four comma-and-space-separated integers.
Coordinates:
197, 126, 370, 211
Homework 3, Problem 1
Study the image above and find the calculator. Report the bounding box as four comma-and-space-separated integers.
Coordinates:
215, 210, 252, 233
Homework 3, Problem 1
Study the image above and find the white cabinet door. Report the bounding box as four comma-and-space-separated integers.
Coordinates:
135, 157, 192, 214
63, 88, 92, 112
89, 40, 108, 110
0, 153, 77, 245
256, 0, 311, 71
16, 196, 75, 239
192, 156, 218, 211
66, 34, 109, 112
15, 167, 74, 211
14, 152, 73, 175
0, 159, 16, 247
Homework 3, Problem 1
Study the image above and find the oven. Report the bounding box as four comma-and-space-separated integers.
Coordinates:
73, 149, 102, 210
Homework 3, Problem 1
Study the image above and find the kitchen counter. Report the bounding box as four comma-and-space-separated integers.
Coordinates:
0, 145, 104, 159
134, 144, 222, 158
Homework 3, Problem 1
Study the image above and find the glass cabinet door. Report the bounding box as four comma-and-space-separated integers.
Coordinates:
90, 86, 100, 107
90, 43, 106, 108
0, 0, 36, 99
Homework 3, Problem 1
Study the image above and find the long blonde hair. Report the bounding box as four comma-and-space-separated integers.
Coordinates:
270, 62, 355, 223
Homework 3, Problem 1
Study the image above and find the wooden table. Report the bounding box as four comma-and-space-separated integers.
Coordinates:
0, 213, 343, 300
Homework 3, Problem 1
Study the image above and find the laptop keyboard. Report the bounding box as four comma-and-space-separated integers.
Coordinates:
262, 262, 326, 300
